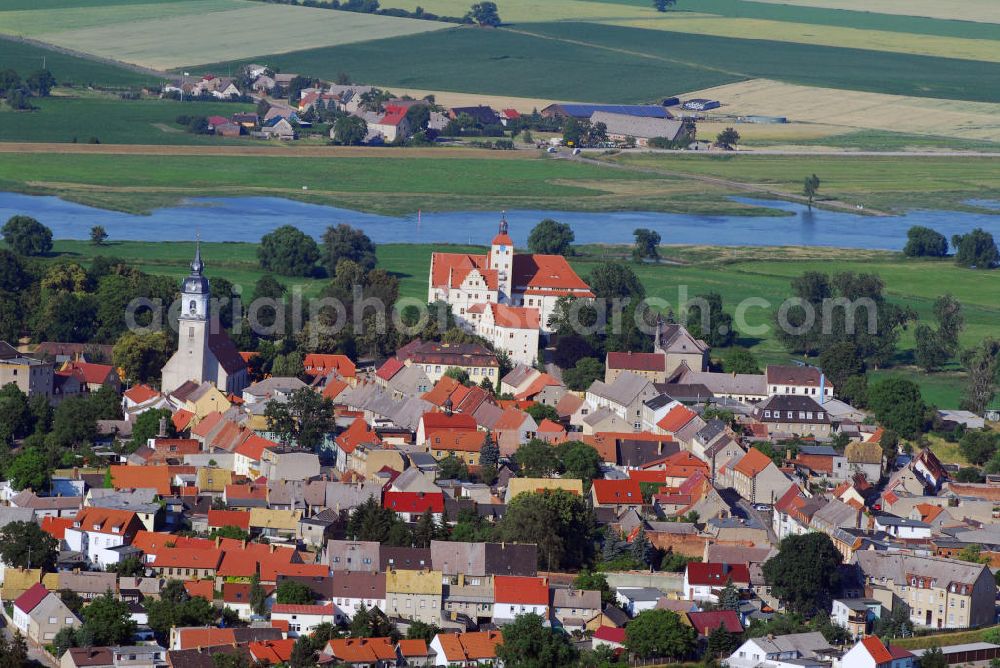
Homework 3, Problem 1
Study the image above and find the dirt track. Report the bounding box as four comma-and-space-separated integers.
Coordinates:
0, 142, 534, 159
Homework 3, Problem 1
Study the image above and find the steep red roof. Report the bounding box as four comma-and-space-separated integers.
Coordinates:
607, 351, 666, 372
513, 372, 561, 400
494, 575, 548, 605
235, 434, 276, 461
512, 254, 591, 292
62, 360, 115, 385
14, 583, 48, 613
733, 448, 773, 478
379, 105, 408, 127
428, 429, 487, 453
688, 610, 743, 635
208, 509, 251, 531
41, 516, 73, 540
184, 579, 215, 601
593, 626, 626, 643
271, 603, 335, 615
376, 357, 405, 381
110, 465, 173, 495
421, 411, 478, 437
336, 417, 381, 454
657, 404, 696, 433
860, 636, 912, 663
249, 639, 296, 665
172, 409, 195, 432
383, 491, 444, 514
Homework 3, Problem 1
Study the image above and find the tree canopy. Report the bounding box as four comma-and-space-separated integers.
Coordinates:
527, 219, 574, 255
763, 532, 843, 615
497, 489, 595, 571
953, 228, 998, 269
258, 225, 320, 277
624, 609, 697, 659
495, 613, 578, 667
322, 224, 377, 275
867, 377, 928, 439
0, 520, 57, 570
2, 215, 52, 256
903, 226, 948, 257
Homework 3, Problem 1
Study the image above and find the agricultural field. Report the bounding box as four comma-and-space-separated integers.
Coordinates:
679, 80, 1000, 143
0, 37, 156, 87
0, 96, 257, 144
745, 0, 1000, 24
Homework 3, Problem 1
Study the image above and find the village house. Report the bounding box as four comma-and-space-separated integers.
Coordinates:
64, 507, 144, 569
590, 478, 643, 513
727, 448, 792, 506
12, 583, 80, 645
683, 562, 751, 603
586, 372, 659, 431
396, 340, 499, 385
726, 632, 836, 668
0, 342, 54, 400
385, 568, 444, 624
429, 631, 503, 667
605, 351, 668, 384
842, 636, 915, 668
270, 603, 336, 637
492, 575, 549, 624
766, 364, 833, 401
331, 571, 387, 622
589, 110, 685, 146
552, 588, 602, 632
753, 395, 833, 438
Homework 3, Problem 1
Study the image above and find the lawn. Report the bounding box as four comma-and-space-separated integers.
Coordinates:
605, 153, 1000, 212
0, 96, 257, 145
0, 37, 157, 87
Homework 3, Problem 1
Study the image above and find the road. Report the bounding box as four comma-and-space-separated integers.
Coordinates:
737, 498, 779, 547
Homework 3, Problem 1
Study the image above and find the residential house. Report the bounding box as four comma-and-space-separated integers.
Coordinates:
331, 571, 387, 622
614, 587, 661, 617
64, 507, 144, 568
669, 366, 767, 404
766, 365, 833, 401
845, 441, 884, 483
726, 632, 836, 668
842, 637, 915, 668
589, 111, 685, 146
321, 637, 396, 666
552, 588, 601, 632
753, 395, 832, 438
687, 610, 743, 638
772, 484, 826, 540
654, 323, 710, 375
12, 583, 80, 645
586, 372, 659, 431
328, 540, 381, 572
591, 478, 643, 513
873, 515, 932, 540
429, 631, 503, 667
605, 351, 668, 384
504, 478, 583, 504
385, 568, 443, 624
0, 342, 54, 400
383, 492, 445, 523
60, 360, 120, 393
683, 563, 751, 603
270, 603, 336, 637
492, 576, 549, 625
728, 448, 792, 506
831, 599, 885, 640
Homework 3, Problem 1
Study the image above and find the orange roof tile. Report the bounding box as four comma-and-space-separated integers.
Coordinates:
249, 639, 296, 665
335, 417, 381, 455
733, 448, 773, 478
151, 547, 223, 570
208, 510, 251, 531
494, 576, 548, 605
428, 429, 487, 453
124, 384, 159, 404
489, 303, 539, 330
71, 507, 141, 535
184, 580, 215, 601
176, 628, 236, 650
303, 353, 355, 378
191, 412, 224, 438
62, 360, 115, 385
536, 419, 565, 434
591, 479, 643, 505
110, 465, 172, 495
41, 516, 73, 540
235, 434, 276, 461
398, 639, 429, 657
657, 404, 696, 433
172, 409, 195, 432
436, 631, 504, 662
325, 638, 396, 663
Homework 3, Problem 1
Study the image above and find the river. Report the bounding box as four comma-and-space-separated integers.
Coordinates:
0, 192, 997, 250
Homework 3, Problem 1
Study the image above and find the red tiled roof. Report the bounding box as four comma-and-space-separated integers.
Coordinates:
733, 448, 773, 478
688, 610, 743, 635
124, 384, 159, 404
434, 632, 503, 662
336, 417, 381, 454
208, 509, 251, 531
62, 360, 115, 385
325, 638, 395, 663
191, 412, 224, 438
422, 376, 462, 407
271, 603, 335, 615
512, 254, 591, 292
536, 418, 564, 434
489, 303, 539, 330
249, 639, 296, 665
322, 376, 349, 401
379, 105, 408, 127
861, 636, 908, 664
494, 407, 530, 431
493, 575, 548, 605
422, 411, 478, 436
41, 516, 73, 540
428, 429, 487, 453
376, 357, 405, 381
657, 404, 696, 433
14, 583, 48, 613
398, 639, 429, 657
685, 562, 750, 586
513, 372, 561, 400
175, 628, 236, 650
172, 409, 195, 431
184, 580, 215, 601
152, 547, 223, 570
629, 470, 667, 484
591, 479, 642, 505
72, 507, 141, 535
110, 465, 173, 495
607, 351, 665, 372
593, 626, 626, 643
235, 434, 276, 461
383, 491, 444, 514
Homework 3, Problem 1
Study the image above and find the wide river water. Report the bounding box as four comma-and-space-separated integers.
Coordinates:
1, 192, 998, 250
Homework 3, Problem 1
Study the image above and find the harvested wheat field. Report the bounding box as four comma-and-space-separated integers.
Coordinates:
746, 0, 1000, 23
681, 79, 1000, 142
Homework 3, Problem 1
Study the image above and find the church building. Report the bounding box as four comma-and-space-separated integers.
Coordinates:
161, 245, 249, 395
427, 216, 593, 364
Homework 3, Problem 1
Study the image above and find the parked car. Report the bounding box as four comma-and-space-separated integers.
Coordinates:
546, 146, 558, 153
753, 504, 771, 511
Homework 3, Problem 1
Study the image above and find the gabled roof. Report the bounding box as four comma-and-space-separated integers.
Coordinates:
428, 429, 487, 453
208, 509, 251, 531
685, 562, 750, 586
733, 448, 774, 478
591, 478, 642, 505
13, 583, 48, 613
688, 610, 743, 635
489, 303, 539, 330
124, 384, 159, 404
62, 360, 115, 385
657, 404, 697, 433
421, 411, 478, 435
376, 357, 405, 381
324, 637, 395, 663
336, 417, 381, 454
434, 631, 503, 662
766, 364, 824, 387
110, 465, 172, 495
384, 491, 444, 514
493, 575, 548, 605
607, 351, 666, 372
72, 506, 141, 535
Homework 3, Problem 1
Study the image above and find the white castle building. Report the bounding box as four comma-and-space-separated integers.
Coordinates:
161, 244, 249, 395
427, 216, 594, 365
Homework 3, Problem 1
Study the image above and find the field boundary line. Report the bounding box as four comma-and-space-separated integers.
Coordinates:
0, 34, 169, 81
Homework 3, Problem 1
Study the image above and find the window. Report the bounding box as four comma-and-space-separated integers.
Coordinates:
48, 617, 57, 624
764, 410, 771, 418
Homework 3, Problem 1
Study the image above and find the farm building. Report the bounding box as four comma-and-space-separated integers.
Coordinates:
589, 111, 685, 146
682, 99, 721, 111
541, 103, 671, 119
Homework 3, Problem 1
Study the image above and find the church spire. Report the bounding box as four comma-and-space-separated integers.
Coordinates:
190, 236, 204, 275
498, 210, 508, 236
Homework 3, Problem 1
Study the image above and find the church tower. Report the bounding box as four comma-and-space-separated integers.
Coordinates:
488, 212, 514, 303
161, 243, 211, 393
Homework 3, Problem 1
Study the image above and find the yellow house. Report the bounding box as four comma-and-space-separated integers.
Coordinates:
350, 445, 408, 481
425, 430, 487, 467
248, 508, 302, 537
0, 568, 57, 601
196, 467, 233, 494
183, 383, 232, 421
504, 478, 584, 504
385, 569, 443, 624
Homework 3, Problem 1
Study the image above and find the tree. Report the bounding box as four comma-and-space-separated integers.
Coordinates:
921, 646, 947, 668
322, 223, 377, 275
953, 228, 998, 268
661, 552, 700, 572
625, 609, 696, 659
915, 294, 964, 372
128, 408, 174, 453
803, 173, 820, 208
653, 0, 677, 10
6, 88, 34, 111
724, 347, 760, 374
26, 69, 56, 96
82, 592, 137, 646
0, 69, 22, 95
956, 543, 990, 564
333, 114, 368, 146
588, 262, 645, 300
443, 366, 470, 385
719, 579, 741, 611
6, 448, 50, 492
0, 520, 57, 569
349, 603, 398, 640
818, 342, 865, 391
527, 219, 574, 255
498, 489, 595, 571
574, 570, 614, 606
0, 631, 29, 668
406, 620, 439, 642
89, 225, 108, 246
525, 403, 559, 424
3, 215, 52, 256
289, 637, 316, 668
514, 438, 560, 478
763, 532, 843, 615
563, 357, 604, 391
631, 527, 655, 567
686, 292, 735, 347
551, 333, 594, 369
867, 377, 928, 439
840, 374, 869, 408
405, 104, 431, 132
495, 613, 578, 667
959, 431, 998, 466
707, 623, 740, 658
276, 579, 315, 605
557, 440, 602, 483
0, 382, 32, 444
264, 387, 335, 449
954, 467, 984, 483
249, 574, 268, 616
347, 497, 412, 546
632, 228, 661, 261
961, 338, 999, 413
258, 225, 320, 277
873, 603, 913, 639
113, 330, 172, 384
903, 226, 948, 257
716, 127, 740, 149
437, 454, 470, 481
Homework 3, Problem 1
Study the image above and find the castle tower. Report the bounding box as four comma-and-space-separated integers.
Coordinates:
488, 212, 514, 303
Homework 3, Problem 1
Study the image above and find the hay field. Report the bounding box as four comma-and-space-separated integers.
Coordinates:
28, 3, 448, 70
0, 0, 245, 35
680, 79, 1000, 142
746, 0, 1000, 24
606, 16, 1000, 63
371, 86, 574, 110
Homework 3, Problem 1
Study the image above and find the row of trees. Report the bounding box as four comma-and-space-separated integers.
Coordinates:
257, 223, 377, 277
0, 67, 56, 111
904, 225, 999, 268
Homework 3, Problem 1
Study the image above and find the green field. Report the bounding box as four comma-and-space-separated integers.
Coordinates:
0, 37, 156, 87
44, 239, 996, 407
0, 96, 257, 144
